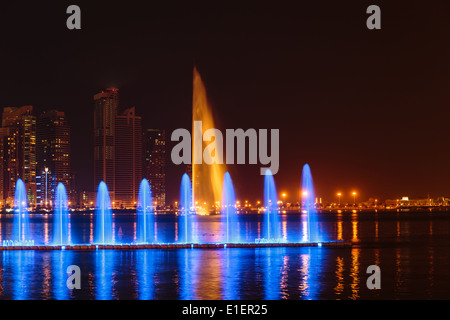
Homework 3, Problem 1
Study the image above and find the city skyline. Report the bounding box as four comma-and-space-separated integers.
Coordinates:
2, 92, 450, 208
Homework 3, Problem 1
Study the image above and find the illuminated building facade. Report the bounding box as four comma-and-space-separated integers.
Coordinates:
94, 88, 119, 201
0, 106, 37, 207
144, 129, 166, 208
115, 107, 142, 208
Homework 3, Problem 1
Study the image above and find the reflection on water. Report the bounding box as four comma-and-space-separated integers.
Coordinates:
0, 212, 449, 299
334, 256, 344, 298
349, 247, 360, 300
351, 213, 359, 243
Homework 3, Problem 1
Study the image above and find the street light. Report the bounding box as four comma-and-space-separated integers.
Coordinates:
337, 192, 342, 206
352, 192, 357, 206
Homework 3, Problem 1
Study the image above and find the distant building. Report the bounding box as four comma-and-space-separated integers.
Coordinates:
0, 128, 8, 207
115, 107, 142, 208
79, 190, 96, 208
144, 129, 166, 208
94, 88, 119, 200
36, 110, 71, 208
1, 106, 37, 207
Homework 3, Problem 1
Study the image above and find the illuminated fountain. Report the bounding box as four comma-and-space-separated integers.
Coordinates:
137, 178, 155, 243
95, 181, 114, 244
221, 172, 240, 243
260, 169, 282, 243
178, 173, 193, 243
301, 164, 320, 243
8, 179, 33, 246
192, 67, 225, 213
53, 182, 70, 245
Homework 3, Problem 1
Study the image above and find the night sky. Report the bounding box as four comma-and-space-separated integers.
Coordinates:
1, 0, 450, 204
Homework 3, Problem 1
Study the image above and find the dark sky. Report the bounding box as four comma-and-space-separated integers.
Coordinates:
1, 0, 450, 204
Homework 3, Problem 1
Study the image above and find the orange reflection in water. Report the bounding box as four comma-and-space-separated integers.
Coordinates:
375, 220, 379, 240
44, 218, 49, 244
337, 221, 343, 241
394, 247, 404, 294
334, 256, 344, 298
282, 221, 287, 242
89, 217, 94, 243
298, 254, 310, 296
302, 221, 308, 242
349, 247, 360, 300
41, 254, 51, 299
427, 246, 434, 296
351, 213, 359, 242
194, 251, 223, 299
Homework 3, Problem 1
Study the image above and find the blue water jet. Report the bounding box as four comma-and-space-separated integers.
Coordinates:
13, 179, 30, 244
95, 181, 114, 244
178, 173, 193, 243
221, 172, 239, 243
137, 178, 154, 243
263, 169, 281, 242
301, 164, 320, 242
53, 183, 70, 245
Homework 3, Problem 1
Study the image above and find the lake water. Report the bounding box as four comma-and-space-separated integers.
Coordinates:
0, 211, 449, 299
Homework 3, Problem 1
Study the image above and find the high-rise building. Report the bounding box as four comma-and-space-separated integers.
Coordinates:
1, 106, 37, 207
36, 110, 71, 208
115, 107, 142, 208
94, 88, 119, 198
144, 129, 166, 208
0, 128, 8, 207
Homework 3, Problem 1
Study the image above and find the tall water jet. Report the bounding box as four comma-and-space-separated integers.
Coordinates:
137, 178, 154, 243
192, 67, 225, 213
178, 173, 193, 243
221, 172, 239, 243
13, 179, 30, 244
95, 181, 114, 244
301, 164, 320, 242
263, 169, 281, 241
53, 183, 70, 245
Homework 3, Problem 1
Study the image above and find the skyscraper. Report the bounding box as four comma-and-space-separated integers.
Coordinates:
0, 128, 8, 207
1, 106, 37, 207
36, 110, 71, 208
94, 88, 119, 199
115, 107, 142, 208
144, 129, 166, 208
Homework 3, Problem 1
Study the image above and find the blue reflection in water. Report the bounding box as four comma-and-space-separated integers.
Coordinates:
179, 249, 193, 299
297, 247, 322, 299
260, 248, 283, 299
2, 250, 35, 299
136, 250, 154, 300
52, 251, 71, 300
222, 249, 240, 299
95, 250, 115, 300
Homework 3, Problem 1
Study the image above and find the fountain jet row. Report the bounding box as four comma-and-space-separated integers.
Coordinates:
53, 182, 70, 245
